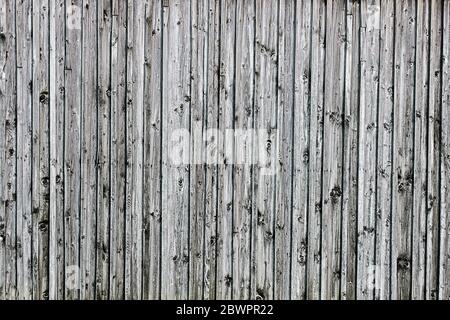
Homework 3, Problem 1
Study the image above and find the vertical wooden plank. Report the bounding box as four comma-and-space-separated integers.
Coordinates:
391, 0, 416, 300
189, 0, 208, 300
440, 0, 450, 300
357, 0, 380, 300
321, 0, 346, 300
65, 0, 82, 300
291, 0, 311, 300
49, 0, 66, 300
16, 0, 33, 300
232, 0, 254, 300
203, 0, 220, 300
143, 0, 162, 301
0, 0, 17, 300
161, 0, 191, 300
32, 0, 50, 300
0, 0, 5, 300
341, 0, 359, 301
252, 0, 278, 300
306, 0, 326, 300
426, 0, 442, 301
411, 0, 429, 300
125, 0, 144, 300
215, 0, 235, 300
80, 0, 98, 300
109, 0, 127, 300
95, 0, 112, 300
375, 0, 395, 300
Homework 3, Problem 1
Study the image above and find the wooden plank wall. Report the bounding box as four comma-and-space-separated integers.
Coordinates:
0, 0, 449, 300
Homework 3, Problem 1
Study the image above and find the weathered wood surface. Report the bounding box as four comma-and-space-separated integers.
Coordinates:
0, 0, 449, 300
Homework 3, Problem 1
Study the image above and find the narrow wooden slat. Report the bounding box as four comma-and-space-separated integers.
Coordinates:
49, 0, 66, 300
290, 0, 311, 300
341, 0, 361, 300
0, 0, 5, 299
321, 0, 346, 300
0, 0, 17, 300
391, 0, 416, 300
439, 0, 450, 300
252, 0, 278, 300
64, 0, 82, 300
203, 0, 220, 300
189, 0, 208, 300
411, 0, 429, 300
80, 0, 98, 300
215, 0, 235, 300
232, 0, 254, 300
125, 0, 144, 300
16, 0, 33, 300
357, 0, 380, 300
425, 0, 442, 300
95, 0, 112, 300
306, 0, 326, 300
161, 0, 191, 300
109, 0, 127, 299
375, 0, 395, 300
32, 0, 50, 300
341, 0, 359, 301
143, 0, 162, 301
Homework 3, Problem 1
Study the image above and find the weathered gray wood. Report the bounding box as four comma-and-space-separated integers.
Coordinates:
306, 0, 326, 300
64, 0, 83, 300
375, 0, 395, 300
95, 0, 112, 300
357, 0, 380, 300
16, 0, 33, 300
0, 0, 17, 300
4, 0, 450, 301
425, 0, 442, 300
32, 0, 50, 300
143, 0, 162, 301
341, 0, 359, 301
321, 0, 346, 300
0, 0, 6, 299
109, 0, 127, 299
161, 0, 191, 300
203, 0, 220, 300
252, 0, 278, 300
216, 0, 235, 300
440, 0, 450, 301
290, 0, 311, 300
274, 1, 296, 299
391, 0, 416, 300
232, 0, 254, 300
49, 0, 66, 301
411, 0, 429, 300
189, 0, 208, 300
80, 0, 98, 300
125, 0, 145, 300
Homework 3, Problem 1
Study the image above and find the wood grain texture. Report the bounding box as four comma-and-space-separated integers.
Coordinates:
16, 0, 33, 300
0, 0, 449, 300
32, 0, 50, 300
252, 0, 278, 300
391, 0, 415, 300
341, 0, 359, 301
49, 0, 66, 300
143, 0, 162, 301
161, 0, 191, 300
216, 0, 235, 300
96, 0, 112, 300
